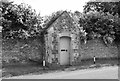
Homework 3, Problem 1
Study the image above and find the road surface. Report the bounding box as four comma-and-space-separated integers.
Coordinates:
5, 66, 119, 79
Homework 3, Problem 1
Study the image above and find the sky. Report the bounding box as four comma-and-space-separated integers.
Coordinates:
11, 0, 90, 16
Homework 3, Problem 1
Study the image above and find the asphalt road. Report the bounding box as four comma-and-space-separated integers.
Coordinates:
5, 66, 119, 79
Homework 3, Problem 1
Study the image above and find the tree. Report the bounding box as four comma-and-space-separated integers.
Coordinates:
1, 1, 42, 39
79, 11, 120, 43
83, 1, 120, 17
80, 0, 120, 44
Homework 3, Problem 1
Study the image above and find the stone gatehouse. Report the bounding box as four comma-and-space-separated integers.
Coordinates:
44, 11, 81, 67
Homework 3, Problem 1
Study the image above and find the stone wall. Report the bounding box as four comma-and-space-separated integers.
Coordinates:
2, 38, 43, 65
2, 37, 119, 66
79, 38, 119, 60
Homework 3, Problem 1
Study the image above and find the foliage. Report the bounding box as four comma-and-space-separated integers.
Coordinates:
79, 11, 120, 41
83, 1, 120, 17
79, 1, 120, 44
1, 1, 42, 39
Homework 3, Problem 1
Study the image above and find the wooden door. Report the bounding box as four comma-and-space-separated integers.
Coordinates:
60, 37, 71, 65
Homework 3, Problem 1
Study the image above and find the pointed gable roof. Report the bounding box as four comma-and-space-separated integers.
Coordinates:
42, 11, 73, 34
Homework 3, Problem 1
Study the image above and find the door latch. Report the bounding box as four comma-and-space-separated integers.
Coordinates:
61, 49, 68, 52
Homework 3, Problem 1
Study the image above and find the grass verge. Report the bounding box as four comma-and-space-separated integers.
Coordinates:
2, 58, 119, 78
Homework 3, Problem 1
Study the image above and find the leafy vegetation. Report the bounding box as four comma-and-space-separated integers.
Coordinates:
1, 0, 42, 39
78, 1, 120, 44
83, 1, 120, 16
